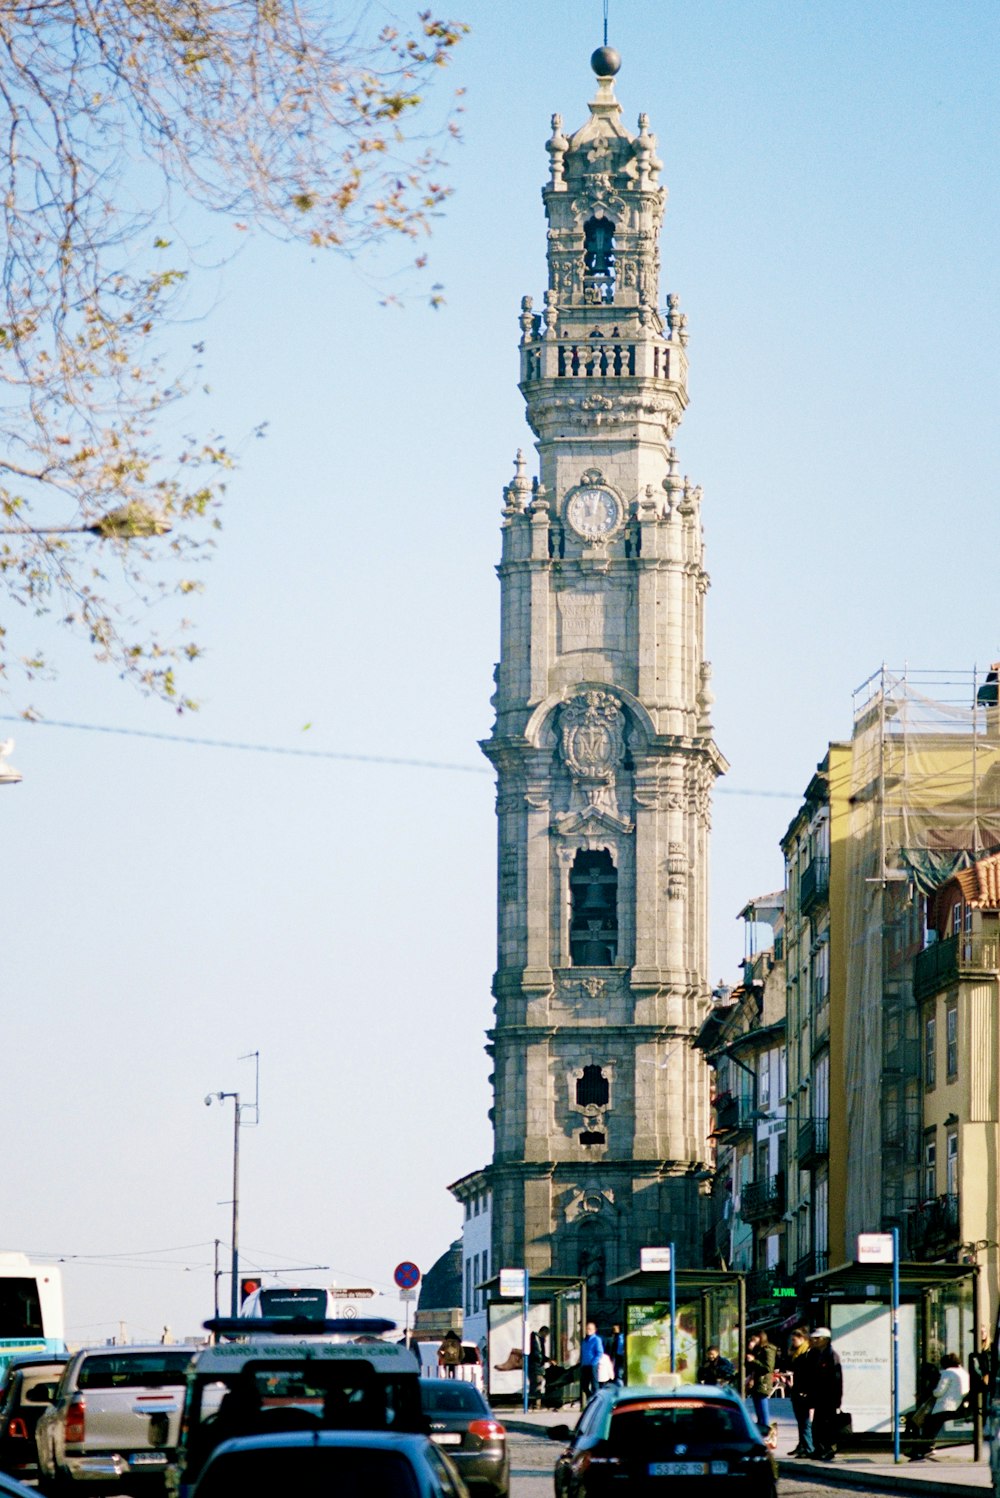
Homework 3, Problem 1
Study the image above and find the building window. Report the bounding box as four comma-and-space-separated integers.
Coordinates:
924, 1012, 936, 1091
569, 849, 618, 966
946, 1001, 958, 1081
811, 942, 829, 1011
465, 1258, 472, 1316
952, 902, 962, 935
758, 1055, 770, 1109
576, 1065, 610, 1107
924, 1135, 937, 1201
946, 1131, 958, 1197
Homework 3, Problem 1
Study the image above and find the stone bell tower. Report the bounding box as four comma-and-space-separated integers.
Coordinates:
481, 46, 727, 1314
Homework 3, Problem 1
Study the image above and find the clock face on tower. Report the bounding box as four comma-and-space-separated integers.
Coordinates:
566, 485, 621, 540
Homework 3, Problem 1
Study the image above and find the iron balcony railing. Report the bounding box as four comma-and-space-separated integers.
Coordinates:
795, 1249, 830, 1286
907, 1194, 960, 1259
742, 1174, 785, 1223
800, 857, 830, 916
713, 1095, 755, 1136
797, 1117, 829, 1167
913, 933, 1000, 1001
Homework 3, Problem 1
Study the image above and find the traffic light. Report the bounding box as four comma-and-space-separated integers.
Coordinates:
240, 1277, 262, 1306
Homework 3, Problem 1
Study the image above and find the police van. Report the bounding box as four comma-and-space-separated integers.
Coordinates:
167, 1320, 422, 1497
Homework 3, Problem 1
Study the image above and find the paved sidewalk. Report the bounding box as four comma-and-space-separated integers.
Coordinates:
501, 1397, 992, 1495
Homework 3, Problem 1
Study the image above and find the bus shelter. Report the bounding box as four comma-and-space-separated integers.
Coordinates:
609, 1269, 747, 1395
805, 1259, 981, 1455
481, 1274, 585, 1404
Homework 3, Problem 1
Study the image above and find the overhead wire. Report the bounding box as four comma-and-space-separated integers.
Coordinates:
0, 714, 799, 798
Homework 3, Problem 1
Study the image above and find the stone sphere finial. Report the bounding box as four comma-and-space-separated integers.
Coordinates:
590, 45, 621, 77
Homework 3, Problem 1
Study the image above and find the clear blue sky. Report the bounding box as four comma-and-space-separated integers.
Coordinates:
2, 0, 997, 1341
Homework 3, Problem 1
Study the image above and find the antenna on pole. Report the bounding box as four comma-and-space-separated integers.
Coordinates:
603, 0, 609, 46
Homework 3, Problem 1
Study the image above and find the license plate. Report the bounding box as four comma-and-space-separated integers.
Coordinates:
130, 1453, 168, 1466
649, 1462, 706, 1476
431, 1434, 462, 1446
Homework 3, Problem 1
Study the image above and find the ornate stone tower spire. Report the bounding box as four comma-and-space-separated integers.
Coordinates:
482, 50, 726, 1312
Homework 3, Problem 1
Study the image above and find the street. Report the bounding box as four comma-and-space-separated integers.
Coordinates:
505, 1425, 892, 1498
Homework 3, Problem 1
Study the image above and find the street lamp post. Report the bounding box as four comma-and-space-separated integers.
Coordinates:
205, 1051, 258, 1319
206, 1089, 241, 1317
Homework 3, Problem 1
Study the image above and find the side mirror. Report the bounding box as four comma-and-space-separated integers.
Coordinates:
548, 1424, 573, 1442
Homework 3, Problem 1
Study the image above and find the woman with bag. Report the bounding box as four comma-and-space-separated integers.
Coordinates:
746, 1332, 778, 1440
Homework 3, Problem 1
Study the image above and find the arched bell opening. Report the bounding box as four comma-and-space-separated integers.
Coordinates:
570, 848, 618, 965
583, 214, 616, 303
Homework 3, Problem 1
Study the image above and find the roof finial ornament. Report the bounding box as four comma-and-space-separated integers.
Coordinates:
591, 1, 620, 78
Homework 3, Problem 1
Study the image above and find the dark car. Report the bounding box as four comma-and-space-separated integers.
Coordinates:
419, 1378, 509, 1497
549, 1384, 777, 1498
190, 1430, 469, 1498
0, 1357, 67, 1480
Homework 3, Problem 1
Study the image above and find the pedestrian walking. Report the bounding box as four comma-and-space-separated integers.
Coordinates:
579, 1320, 604, 1403
783, 1327, 814, 1457
607, 1323, 626, 1385
911, 1352, 970, 1460
807, 1327, 843, 1460
528, 1325, 552, 1409
746, 1331, 777, 1440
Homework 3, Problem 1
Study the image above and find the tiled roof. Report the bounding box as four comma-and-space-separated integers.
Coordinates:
952, 853, 1000, 909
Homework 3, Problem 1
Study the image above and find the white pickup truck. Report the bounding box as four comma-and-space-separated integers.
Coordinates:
35, 1344, 196, 1496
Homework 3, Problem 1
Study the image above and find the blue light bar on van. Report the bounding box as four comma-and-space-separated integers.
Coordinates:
203, 1317, 397, 1338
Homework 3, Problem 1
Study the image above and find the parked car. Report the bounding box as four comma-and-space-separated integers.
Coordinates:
420, 1378, 508, 1497
190, 1430, 468, 1498
548, 1384, 777, 1498
0, 1356, 66, 1479
35, 1344, 196, 1495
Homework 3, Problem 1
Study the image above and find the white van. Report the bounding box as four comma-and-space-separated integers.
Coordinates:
415, 1340, 484, 1391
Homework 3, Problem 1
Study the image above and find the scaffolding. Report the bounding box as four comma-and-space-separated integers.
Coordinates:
842, 666, 1000, 1249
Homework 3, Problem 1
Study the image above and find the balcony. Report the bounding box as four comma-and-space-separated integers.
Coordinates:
713, 1095, 755, 1137
795, 1249, 830, 1286
907, 1194, 960, 1260
800, 857, 830, 916
797, 1116, 829, 1168
742, 1174, 785, 1223
914, 933, 1000, 1002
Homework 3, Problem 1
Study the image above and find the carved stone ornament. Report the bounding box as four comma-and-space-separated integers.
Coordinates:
560, 690, 625, 796
666, 842, 688, 900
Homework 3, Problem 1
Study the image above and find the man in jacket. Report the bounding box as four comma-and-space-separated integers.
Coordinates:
580, 1321, 604, 1403
807, 1328, 843, 1461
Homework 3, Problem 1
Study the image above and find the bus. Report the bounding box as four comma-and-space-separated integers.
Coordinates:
239, 1286, 377, 1333
0, 1253, 65, 1375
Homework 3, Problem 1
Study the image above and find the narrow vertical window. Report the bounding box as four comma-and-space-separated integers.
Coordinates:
924, 1135, 937, 1201
924, 1012, 936, 1090
570, 849, 618, 965
946, 1131, 958, 1198
946, 1001, 958, 1081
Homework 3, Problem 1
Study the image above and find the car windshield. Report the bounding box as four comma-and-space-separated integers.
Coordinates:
609, 1401, 748, 1451
77, 1352, 192, 1390
195, 1445, 421, 1498
421, 1382, 486, 1414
